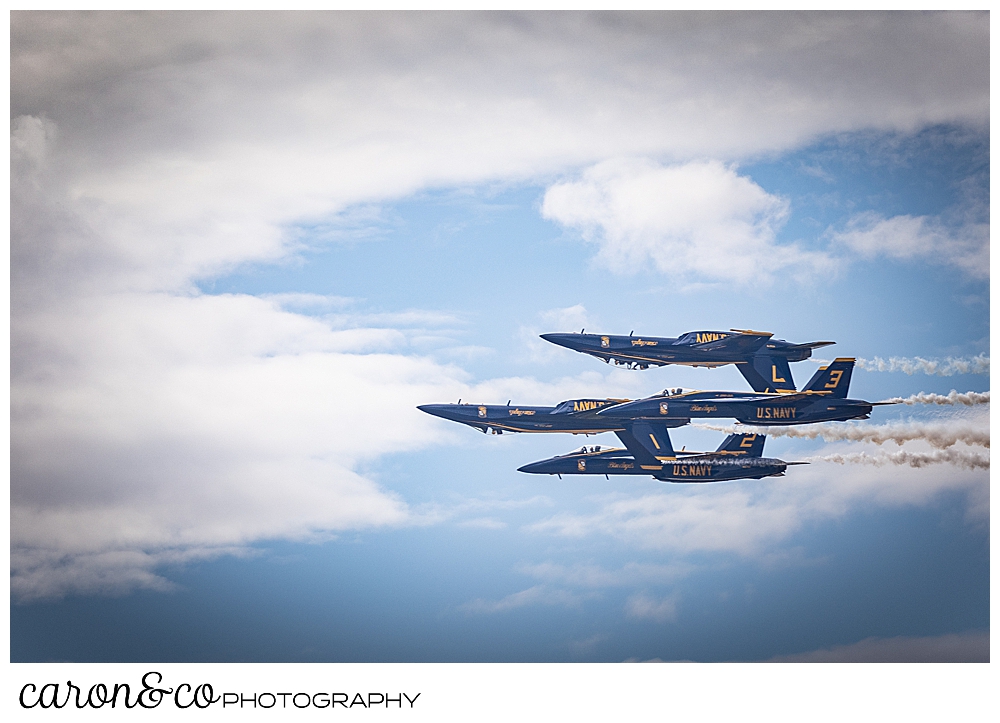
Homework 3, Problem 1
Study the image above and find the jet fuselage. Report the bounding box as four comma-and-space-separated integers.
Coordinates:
596, 390, 873, 426
540, 331, 832, 369
517, 446, 792, 483
417, 399, 691, 435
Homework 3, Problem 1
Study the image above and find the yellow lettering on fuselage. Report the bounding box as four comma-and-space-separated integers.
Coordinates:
695, 333, 727, 344
508, 408, 536, 416
573, 400, 609, 412
631, 339, 658, 346
672, 464, 712, 477
756, 407, 797, 420
689, 404, 718, 413
608, 461, 635, 470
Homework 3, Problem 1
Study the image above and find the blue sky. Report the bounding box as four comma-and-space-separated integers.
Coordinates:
10, 11, 989, 663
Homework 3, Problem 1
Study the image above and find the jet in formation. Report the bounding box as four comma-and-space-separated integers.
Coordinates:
597, 358, 891, 426
541, 328, 834, 393
518, 431, 804, 484
419, 327, 884, 485
416, 397, 660, 435
418, 359, 882, 434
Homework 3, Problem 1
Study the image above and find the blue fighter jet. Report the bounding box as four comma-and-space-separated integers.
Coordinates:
417, 397, 689, 435
596, 358, 890, 426
541, 328, 834, 393
518, 431, 804, 483
418, 359, 883, 435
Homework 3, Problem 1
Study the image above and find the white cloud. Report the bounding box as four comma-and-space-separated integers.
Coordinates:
539, 304, 590, 332
831, 212, 989, 278
10, 292, 469, 600
625, 592, 680, 623
542, 159, 833, 283
11, 13, 987, 291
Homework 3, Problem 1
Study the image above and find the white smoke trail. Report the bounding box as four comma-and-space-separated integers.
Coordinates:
806, 449, 989, 470
878, 390, 989, 406
693, 421, 989, 449
856, 354, 989, 376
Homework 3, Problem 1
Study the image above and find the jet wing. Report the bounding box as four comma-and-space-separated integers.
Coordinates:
785, 341, 836, 350
692, 330, 772, 355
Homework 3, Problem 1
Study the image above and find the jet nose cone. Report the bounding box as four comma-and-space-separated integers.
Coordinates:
417, 404, 465, 421
540, 333, 593, 351
540, 332, 572, 345
517, 461, 548, 474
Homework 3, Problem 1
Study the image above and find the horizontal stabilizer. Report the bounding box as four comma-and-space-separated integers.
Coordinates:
788, 341, 836, 350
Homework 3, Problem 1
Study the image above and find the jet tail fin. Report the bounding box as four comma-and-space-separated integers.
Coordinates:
737, 362, 771, 393
737, 355, 796, 393
750, 355, 796, 392
802, 358, 855, 398
715, 433, 765, 457
615, 422, 675, 467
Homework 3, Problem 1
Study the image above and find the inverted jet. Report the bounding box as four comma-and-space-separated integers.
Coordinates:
597, 358, 889, 426
417, 397, 689, 435
518, 430, 803, 483
541, 328, 834, 393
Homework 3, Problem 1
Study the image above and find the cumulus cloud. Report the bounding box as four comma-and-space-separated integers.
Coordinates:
10, 292, 462, 600
830, 212, 988, 278
11, 12, 988, 291
542, 159, 833, 284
